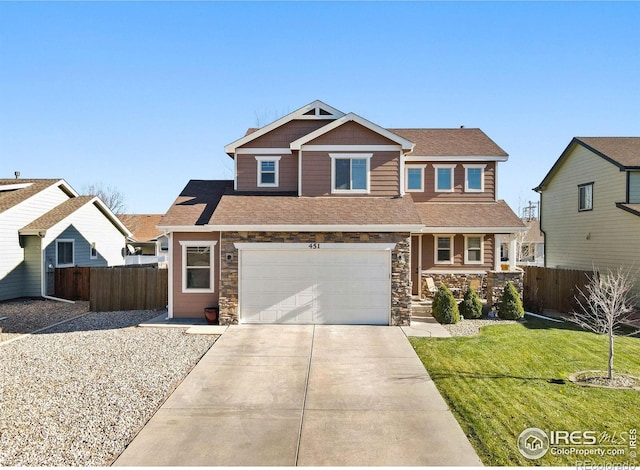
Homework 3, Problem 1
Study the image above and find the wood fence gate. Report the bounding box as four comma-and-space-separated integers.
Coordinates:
54, 267, 91, 301
523, 266, 592, 313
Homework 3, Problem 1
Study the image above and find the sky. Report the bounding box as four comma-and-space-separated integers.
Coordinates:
1, 1, 639, 216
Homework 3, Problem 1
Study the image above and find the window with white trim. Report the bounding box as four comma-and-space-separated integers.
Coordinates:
435, 235, 453, 264
434, 164, 456, 192
405, 164, 426, 192
464, 235, 484, 264
578, 183, 593, 211
255, 156, 281, 187
56, 239, 74, 267
330, 153, 372, 193
463, 164, 486, 192
180, 240, 217, 293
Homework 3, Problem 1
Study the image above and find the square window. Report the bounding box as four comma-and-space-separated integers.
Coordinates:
180, 241, 217, 293
465, 236, 483, 264
256, 157, 280, 187
331, 154, 371, 193
466, 168, 482, 191
406, 166, 425, 192
578, 183, 593, 211
56, 240, 74, 267
435, 165, 456, 192
436, 236, 453, 264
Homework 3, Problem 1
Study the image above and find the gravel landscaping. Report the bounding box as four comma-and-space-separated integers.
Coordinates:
0, 309, 217, 466
442, 317, 519, 336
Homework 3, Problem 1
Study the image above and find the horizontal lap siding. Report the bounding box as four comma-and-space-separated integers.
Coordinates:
236, 153, 298, 192
306, 121, 399, 146
242, 120, 333, 148
172, 232, 220, 318
408, 161, 496, 202
542, 146, 636, 271
421, 233, 495, 270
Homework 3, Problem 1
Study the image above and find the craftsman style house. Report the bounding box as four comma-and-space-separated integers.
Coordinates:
159, 101, 524, 325
535, 137, 640, 272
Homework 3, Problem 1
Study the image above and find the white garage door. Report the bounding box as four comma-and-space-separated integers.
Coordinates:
238, 245, 391, 325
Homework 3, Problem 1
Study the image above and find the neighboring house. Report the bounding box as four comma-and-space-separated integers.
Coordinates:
118, 214, 169, 265
159, 100, 525, 325
535, 137, 640, 272
0, 179, 131, 301
500, 218, 545, 266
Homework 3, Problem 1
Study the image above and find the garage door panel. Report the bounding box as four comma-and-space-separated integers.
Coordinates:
239, 249, 390, 325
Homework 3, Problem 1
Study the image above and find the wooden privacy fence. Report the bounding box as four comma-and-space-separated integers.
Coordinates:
55, 267, 91, 301
523, 266, 592, 313
90, 267, 168, 312
54, 266, 168, 311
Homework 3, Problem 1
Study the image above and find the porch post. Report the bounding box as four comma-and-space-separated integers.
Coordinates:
494, 234, 502, 271
509, 236, 517, 271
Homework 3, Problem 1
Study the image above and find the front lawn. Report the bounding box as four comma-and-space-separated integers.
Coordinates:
410, 318, 640, 466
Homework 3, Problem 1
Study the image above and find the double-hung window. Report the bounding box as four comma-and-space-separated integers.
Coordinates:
56, 239, 74, 267
434, 164, 456, 192
578, 183, 593, 211
256, 156, 280, 188
435, 235, 453, 264
330, 153, 372, 193
463, 164, 486, 192
180, 240, 217, 293
464, 235, 484, 264
405, 164, 426, 192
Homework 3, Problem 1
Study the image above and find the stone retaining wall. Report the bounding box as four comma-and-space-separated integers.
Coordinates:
421, 272, 486, 299
486, 270, 524, 307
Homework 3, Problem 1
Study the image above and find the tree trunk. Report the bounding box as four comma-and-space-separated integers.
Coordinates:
608, 331, 614, 380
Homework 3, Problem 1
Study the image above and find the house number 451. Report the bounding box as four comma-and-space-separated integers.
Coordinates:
308, 243, 321, 249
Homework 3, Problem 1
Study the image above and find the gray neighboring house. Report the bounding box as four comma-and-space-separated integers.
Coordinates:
0, 179, 131, 301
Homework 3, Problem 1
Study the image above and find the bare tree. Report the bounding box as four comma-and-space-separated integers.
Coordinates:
83, 183, 127, 215
571, 266, 639, 380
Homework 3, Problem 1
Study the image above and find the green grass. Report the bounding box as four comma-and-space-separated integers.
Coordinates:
409, 318, 640, 466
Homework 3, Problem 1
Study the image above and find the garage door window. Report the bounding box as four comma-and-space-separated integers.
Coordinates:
180, 241, 217, 293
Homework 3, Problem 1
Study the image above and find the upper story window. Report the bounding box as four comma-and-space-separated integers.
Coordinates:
405, 164, 426, 192
330, 153, 372, 194
578, 182, 593, 211
463, 164, 486, 192
434, 164, 456, 192
628, 172, 640, 203
180, 240, 217, 293
56, 239, 74, 267
255, 156, 281, 188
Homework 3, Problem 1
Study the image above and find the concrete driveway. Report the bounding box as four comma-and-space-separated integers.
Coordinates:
113, 325, 482, 466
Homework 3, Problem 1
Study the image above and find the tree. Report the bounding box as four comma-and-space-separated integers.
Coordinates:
432, 284, 460, 324
571, 266, 639, 380
459, 286, 483, 319
83, 183, 127, 215
498, 281, 524, 320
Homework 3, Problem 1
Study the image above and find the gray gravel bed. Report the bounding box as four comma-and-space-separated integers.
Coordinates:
442, 317, 519, 336
0, 309, 217, 466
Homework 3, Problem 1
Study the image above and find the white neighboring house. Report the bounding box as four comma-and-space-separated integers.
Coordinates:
535, 137, 640, 272
0, 179, 131, 301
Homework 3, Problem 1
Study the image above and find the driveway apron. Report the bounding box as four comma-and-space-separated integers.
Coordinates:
113, 325, 481, 466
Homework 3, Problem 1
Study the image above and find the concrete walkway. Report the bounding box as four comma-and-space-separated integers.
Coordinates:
113, 325, 481, 466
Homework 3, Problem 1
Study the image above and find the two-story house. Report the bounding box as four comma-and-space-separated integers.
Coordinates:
0, 178, 130, 301
535, 137, 640, 272
159, 101, 524, 325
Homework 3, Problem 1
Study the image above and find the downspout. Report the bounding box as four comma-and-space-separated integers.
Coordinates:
534, 186, 546, 267
166, 230, 173, 318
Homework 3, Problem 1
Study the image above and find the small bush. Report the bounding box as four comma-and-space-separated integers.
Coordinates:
498, 281, 524, 320
459, 286, 483, 319
432, 284, 460, 324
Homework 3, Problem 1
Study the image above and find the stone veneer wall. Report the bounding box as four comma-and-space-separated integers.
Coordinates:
485, 270, 524, 307
218, 232, 412, 326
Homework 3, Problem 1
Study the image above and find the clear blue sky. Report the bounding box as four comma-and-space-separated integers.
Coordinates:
1, 1, 639, 216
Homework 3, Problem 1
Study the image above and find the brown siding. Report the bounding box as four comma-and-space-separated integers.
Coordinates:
421, 233, 495, 270
172, 232, 220, 318
302, 151, 400, 197
408, 161, 496, 202
236, 153, 298, 192
307, 121, 400, 146
242, 120, 334, 148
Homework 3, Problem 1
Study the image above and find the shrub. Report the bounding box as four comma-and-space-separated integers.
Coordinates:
459, 286, 483, 319
498, 281, 524, 320
432, 284, 460, 324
